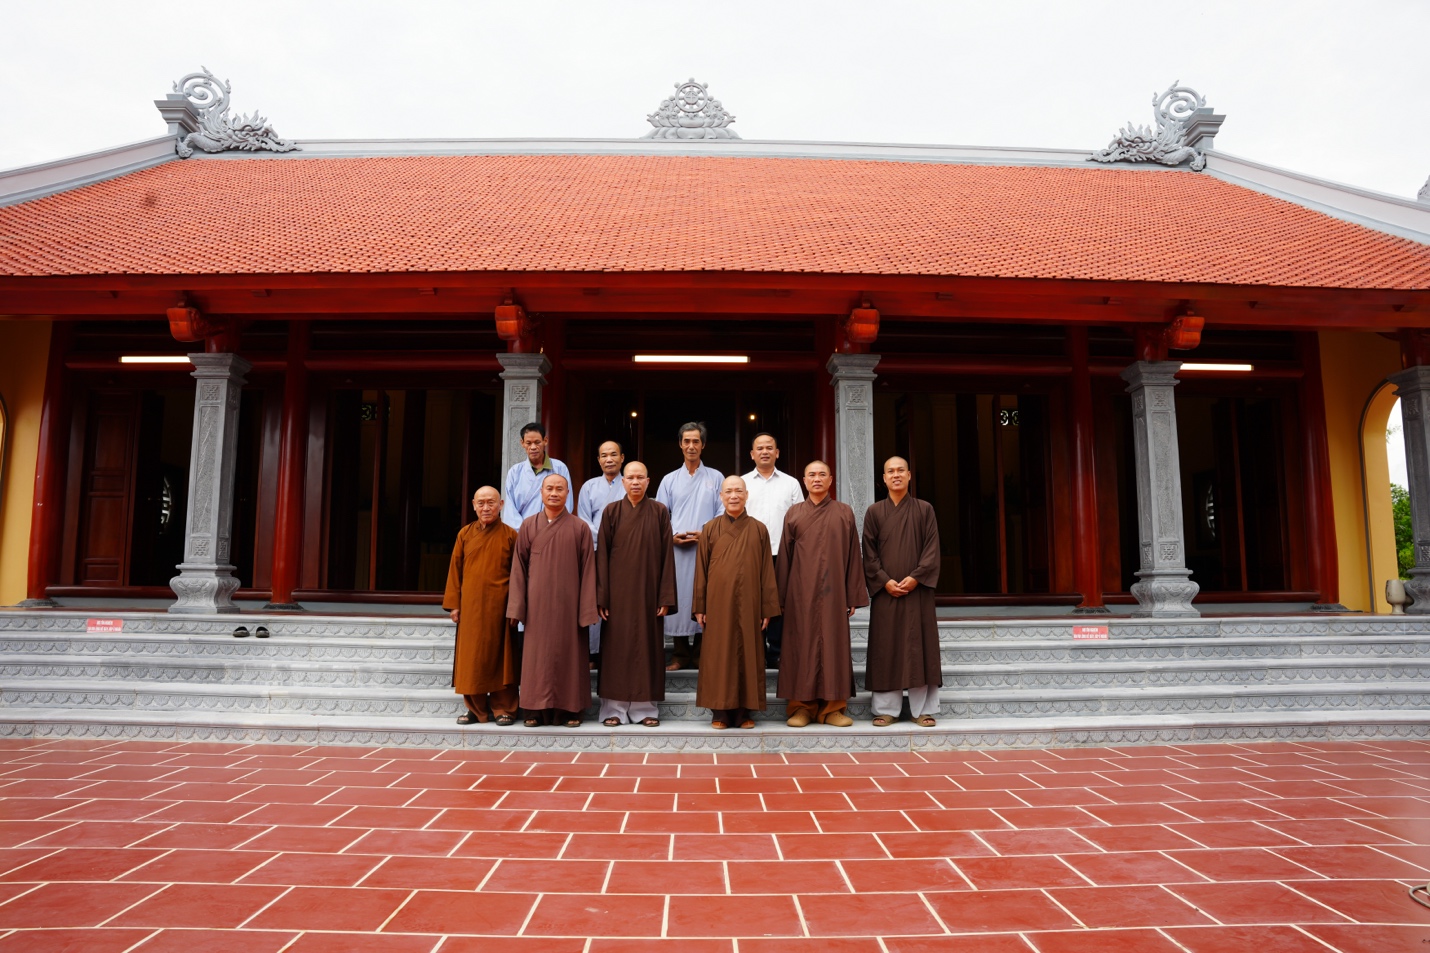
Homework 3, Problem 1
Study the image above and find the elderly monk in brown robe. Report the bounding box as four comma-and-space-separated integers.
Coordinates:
776, 460, 869, 728
596, 461, 677, 727
692, 475, 781, 730
442, 486, 520, 726
508, 473, 599, 727
863, 456, 942, 727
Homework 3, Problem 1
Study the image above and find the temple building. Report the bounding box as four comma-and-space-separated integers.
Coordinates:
2, 72, 1430, 750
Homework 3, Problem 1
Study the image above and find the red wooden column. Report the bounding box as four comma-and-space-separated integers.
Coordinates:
1298, 333, 1346, 611
264, 321, 310, 610
1066, 327, 1108, 613
20, 322, 73, 607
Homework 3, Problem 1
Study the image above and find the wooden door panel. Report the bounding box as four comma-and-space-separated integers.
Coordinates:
77, 393, 139, 586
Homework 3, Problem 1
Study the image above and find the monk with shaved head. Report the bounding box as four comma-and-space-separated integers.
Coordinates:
863, 456, 942, 727
508, 473, 599, 727
692, 475, 781, 729
443, 486, 521, 725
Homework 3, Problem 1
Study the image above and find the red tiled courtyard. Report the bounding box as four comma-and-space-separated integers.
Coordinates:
0, 737, 1429, 951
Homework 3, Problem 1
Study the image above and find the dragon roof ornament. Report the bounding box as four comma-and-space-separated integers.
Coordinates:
643, 79, 740, 140
155, 68, 299, 159
1090, 82, 1223, 172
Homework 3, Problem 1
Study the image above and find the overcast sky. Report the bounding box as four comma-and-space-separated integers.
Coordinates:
2, 0, 1427, 198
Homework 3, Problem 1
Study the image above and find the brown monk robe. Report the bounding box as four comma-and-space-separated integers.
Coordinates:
596, 461, 678, 726
442, 486, 520, 725
863, 456, 943, 727
692, 476, 781, 729
776, 461, 869, 728
507, 473, 599, 727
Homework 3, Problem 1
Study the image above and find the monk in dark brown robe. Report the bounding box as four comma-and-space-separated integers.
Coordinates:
507, 473, 599, 727
442, 485, 520, 726
863, 456, 942, 727
776, 460, 869, 728
596, 461, 677, 727
693, 476, 781, 730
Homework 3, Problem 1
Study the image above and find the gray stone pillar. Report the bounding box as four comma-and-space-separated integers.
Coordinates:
1121, 361, 1199, 618
828, 353, 880, 535
1391, 366, 1430, 612
169, 352, 251, 614
497, 353, 551, 478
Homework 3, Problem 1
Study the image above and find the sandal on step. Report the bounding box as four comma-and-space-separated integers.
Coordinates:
564, 718, 582, 728
738, 719, 756, 730
523, 718, 541, 728
710, 721, 728, 730
640, 717, 660, 727
915, 715, 937, 727
872, 715, 897, 727
456, 712, 479, 725
603, 717, 622, 727
494, 715, 515, 727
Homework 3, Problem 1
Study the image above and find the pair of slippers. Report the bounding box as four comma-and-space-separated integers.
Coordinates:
710, 720, 756, 730
232, 626, 269, 638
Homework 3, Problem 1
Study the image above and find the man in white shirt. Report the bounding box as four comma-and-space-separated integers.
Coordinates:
742, 432, 805, 668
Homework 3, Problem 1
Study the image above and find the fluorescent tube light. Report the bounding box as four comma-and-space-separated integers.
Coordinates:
120, 355, 191, 364
1180, 363, 1254, 372
633, 355, 750, 364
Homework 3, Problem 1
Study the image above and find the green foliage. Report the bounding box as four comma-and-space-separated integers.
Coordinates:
1393, 483, 1414, 579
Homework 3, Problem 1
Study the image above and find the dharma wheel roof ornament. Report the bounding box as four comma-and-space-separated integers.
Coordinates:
643, 79, 740, 140
155, 68, 300, 159
1090, 82, 1224, 172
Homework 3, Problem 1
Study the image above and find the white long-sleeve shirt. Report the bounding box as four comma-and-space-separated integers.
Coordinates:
742, 467, 805, 555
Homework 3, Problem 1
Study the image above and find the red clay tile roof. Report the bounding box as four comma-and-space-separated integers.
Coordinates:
1, 154, 1428, 288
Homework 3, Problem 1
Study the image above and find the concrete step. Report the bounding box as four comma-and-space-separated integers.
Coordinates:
0, 705, 1425, 753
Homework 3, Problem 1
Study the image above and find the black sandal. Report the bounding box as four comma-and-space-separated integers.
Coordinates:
640, 717, 660, 728
494, 715, 515, 727
456, 712, 479, 725
523, 718, 541, 727
564, 718, 582, 728
603, 717, 622, 727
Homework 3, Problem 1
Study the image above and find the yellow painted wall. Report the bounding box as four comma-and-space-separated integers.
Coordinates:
1318, 330, 1401, 612
0, 320, 51, 606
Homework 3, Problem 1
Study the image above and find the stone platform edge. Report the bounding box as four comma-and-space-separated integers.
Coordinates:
2, 709, 1427, 753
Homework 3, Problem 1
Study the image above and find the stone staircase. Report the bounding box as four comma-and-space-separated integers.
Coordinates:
1, 610, 1428, 751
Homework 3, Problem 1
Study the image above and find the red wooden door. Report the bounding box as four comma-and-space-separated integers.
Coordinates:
76, 392, 140, 585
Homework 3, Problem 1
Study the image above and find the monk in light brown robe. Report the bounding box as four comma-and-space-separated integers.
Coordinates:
693, 475, 781, 730
863, 456, 942, 727
442, 485, 520, 726
596, 461, 677, 727
507, 473, 599, 727
776, 460, 869, 728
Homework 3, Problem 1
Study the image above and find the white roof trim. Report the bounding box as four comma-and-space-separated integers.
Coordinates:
1204, 151, 1430, 244
0, 137, 176, 208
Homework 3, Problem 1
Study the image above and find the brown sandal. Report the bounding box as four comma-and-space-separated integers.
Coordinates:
915, 715, 937, 727
738, 719, 756, 730
872, 715, 897, 727
710, 721, 728, 730
640, 717, 660, 727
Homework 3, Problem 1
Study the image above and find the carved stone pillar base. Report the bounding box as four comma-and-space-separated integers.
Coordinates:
827, 353, 880, 535
170, 566, 242, 614
1130, 571, 1200, 618
169, 352, 251, 615
497, 353, 552, 479
1405, 571, 1430, 615
1121, 361, 1199, 619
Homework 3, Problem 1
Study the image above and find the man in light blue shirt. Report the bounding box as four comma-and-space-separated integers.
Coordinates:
501, 422, 573, 530
578, 440, 627, 661
655, 421, 724, 670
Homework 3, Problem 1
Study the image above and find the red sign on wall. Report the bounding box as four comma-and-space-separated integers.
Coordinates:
1072, 625, 1109, 640
86, 618, 124, 634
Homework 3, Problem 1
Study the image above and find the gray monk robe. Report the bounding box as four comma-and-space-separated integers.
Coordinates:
596, 497, 678, 702
692, 511, 781, 712
862, 496, 942, 692
442, 519, 520, 697
776, 497, 869, 704
507, 509, 599, 713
